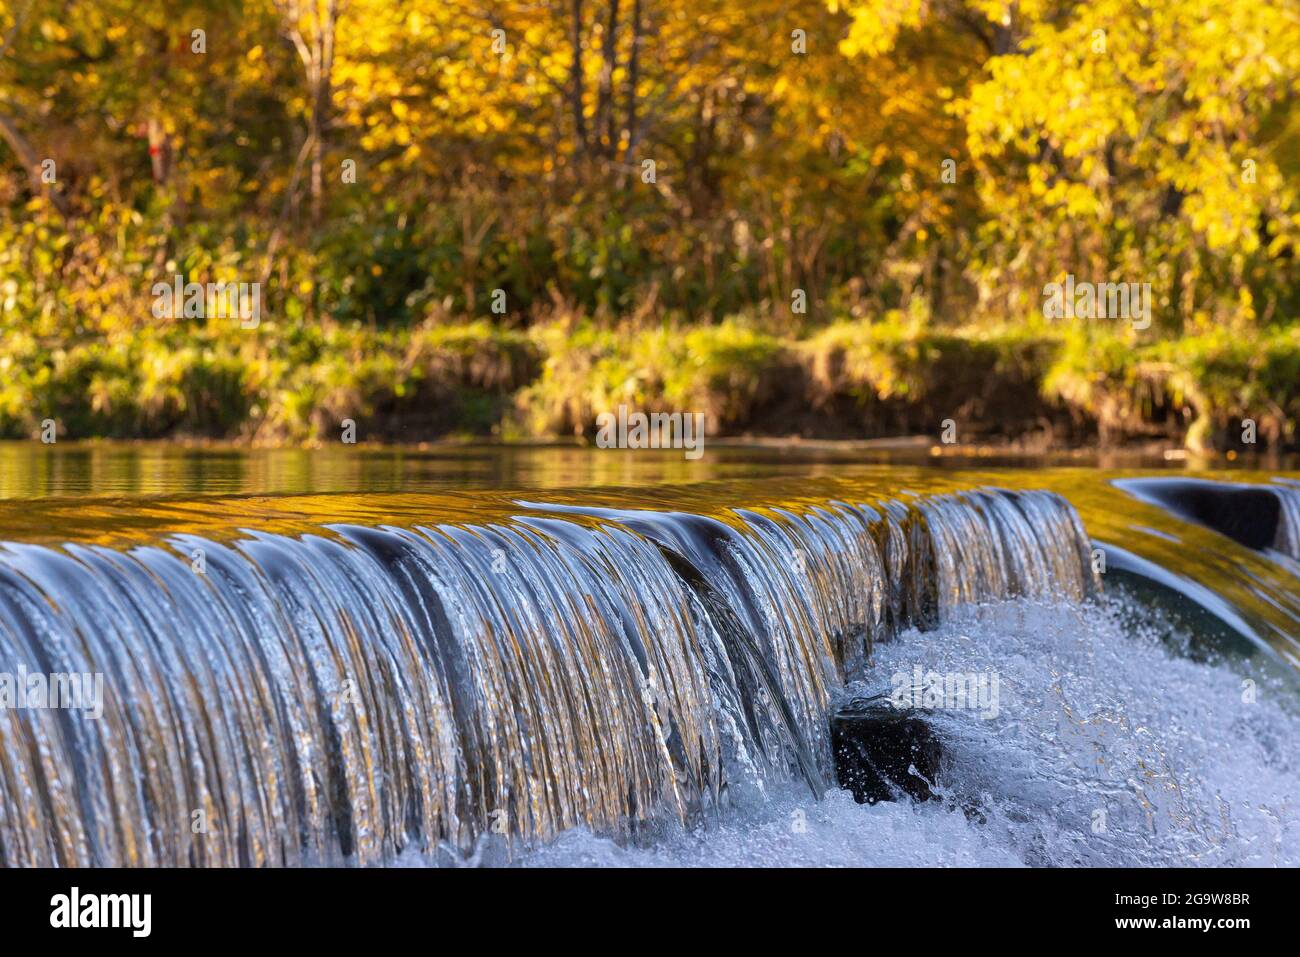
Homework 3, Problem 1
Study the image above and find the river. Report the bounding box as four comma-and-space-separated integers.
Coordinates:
1, 443, 1297, 867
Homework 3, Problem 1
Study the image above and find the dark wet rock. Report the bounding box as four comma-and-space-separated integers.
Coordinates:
830, 694, 942, 805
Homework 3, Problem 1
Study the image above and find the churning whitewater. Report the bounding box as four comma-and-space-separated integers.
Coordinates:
0, 487, 1101, 867
519, 598, 1300, 867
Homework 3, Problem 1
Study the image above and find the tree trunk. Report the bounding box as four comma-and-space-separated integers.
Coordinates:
146, 116, 170, 184
624, 0, 642, 158
597, 0, 620, 156
0, 112, 68, 217
309, 92, 322, 224
569, 0, 587, 154
309, 1, 338, 226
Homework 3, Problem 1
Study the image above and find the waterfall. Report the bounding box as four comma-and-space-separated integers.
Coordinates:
0, 487, 1098, 867
1273, 480, 1300, 560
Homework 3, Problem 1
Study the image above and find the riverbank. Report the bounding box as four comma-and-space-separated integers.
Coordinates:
4, 310, 1297, 451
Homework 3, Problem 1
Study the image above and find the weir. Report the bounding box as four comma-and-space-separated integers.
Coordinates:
1116, 477, 1300, 559
0, 487, 1098, 867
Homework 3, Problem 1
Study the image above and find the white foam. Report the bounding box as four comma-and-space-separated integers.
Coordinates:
511, 597, 1300, 867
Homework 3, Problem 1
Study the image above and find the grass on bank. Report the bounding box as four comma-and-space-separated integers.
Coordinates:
1, 307, 1297, 450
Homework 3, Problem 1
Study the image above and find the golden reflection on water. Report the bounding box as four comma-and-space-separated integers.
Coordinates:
0, 443, 1297, 549
2, 440, 1296, 503
2, 442, 1299, 665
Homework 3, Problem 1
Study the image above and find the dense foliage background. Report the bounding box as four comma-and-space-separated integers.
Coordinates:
1, 0, 1298, 447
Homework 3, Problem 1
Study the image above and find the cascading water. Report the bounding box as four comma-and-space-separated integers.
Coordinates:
1272, 480, 1300, 560
0, 487, 1097, 867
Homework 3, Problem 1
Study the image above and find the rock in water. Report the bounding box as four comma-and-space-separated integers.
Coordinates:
830, 695, 942, 805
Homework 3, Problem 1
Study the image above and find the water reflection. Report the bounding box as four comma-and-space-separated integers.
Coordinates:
2, 440, 1296, 501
